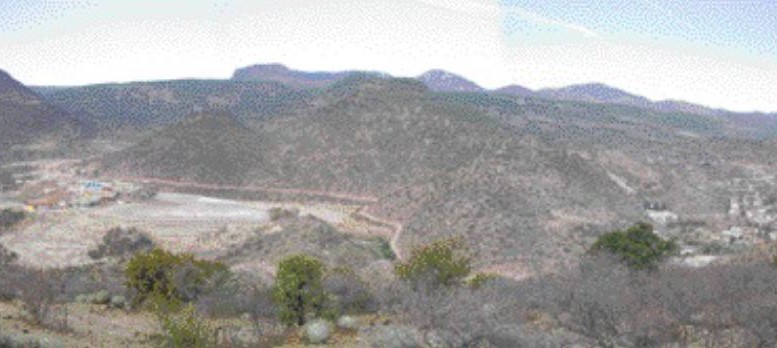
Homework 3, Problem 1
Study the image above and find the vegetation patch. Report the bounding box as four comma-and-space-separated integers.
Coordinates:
272, 254, 330, 326
125, 248, 228, 308
394, 237, 473, 288
88, 226, 154, 260
589, 222, 678, 270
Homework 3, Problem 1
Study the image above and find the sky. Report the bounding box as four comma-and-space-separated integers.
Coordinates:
1, 0, 776, 113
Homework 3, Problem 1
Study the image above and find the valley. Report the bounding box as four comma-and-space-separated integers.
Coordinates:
1, 64, 777, 347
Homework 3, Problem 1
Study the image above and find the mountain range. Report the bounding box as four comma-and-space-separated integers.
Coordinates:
29, 63, 776, 140
96, 74, 777, 271
3, 64, 777, 274
228, 63, 775, 118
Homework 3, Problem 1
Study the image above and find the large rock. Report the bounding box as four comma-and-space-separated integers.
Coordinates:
645, 210, 678, 225
337, 315, 359, 330
304, 319, 333, 344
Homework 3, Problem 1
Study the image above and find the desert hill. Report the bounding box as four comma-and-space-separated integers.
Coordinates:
103, 76, 643, 268
416, 69, 485, 93
33, 79, 314, 133
0, 70, 85, 161
102, 111, 267, 185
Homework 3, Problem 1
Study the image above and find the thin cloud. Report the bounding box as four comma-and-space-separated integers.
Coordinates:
503, 4, 600, 39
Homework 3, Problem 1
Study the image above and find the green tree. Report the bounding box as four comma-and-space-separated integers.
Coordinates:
394, 237, 473, 288
589, 222, 678, 270
125, 248, 227, 308
272, 254, 328, 326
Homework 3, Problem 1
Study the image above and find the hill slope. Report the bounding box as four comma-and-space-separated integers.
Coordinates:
416, 70, 484, 93
231, 63, 363, 88
0, 70, 84, 161
103, 76, 639, 268
34, 79, 313, 132
102, 112, 266, 185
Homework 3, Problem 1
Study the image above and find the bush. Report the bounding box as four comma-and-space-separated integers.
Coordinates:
394, 237, 472, 288
125, 249, 228, 308
373, 237, 396, 260
379, 278, 526, 347
466, 272, 498, 289
155, 303, 217, 348
268, 207, 298, 221
589, 222, 678, 270
272, 254, 328, 326
0, 244, 17, 266
17, 269, 59, 326
0, 209, 25, 231
322, 267, 377, 315
88, 227, 153, 260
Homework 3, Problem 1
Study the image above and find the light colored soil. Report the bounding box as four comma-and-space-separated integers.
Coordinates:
0, 301, 379, 348
0, 190, 404, 270
0, 301, 159, 347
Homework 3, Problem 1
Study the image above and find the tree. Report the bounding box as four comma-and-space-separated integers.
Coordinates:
588, 222, 677, 270
125, 248, 227, 307
394, 237, 473, 289
272, 254, 327, 326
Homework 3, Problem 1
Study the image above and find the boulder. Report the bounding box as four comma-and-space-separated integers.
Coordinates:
645, 210, 678, 225
304, 319, 333, 344
337, 315, 359, 330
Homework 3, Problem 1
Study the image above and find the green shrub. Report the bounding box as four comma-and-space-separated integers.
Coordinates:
323, 267, 376, 315
268, 207, 298, 221
272, 254, 328, 326
467, 272, 498, 289
374, 238, 396, 260
125, 248, 228, 308
588, 222, 678, 270
394, 237, 472, 288
154, 303, 217, 348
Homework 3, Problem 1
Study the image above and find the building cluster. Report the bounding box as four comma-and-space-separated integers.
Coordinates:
22, 180, 142, 212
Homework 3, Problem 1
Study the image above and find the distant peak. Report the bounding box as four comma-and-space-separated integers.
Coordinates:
241, 63, 289, 71
563, 82, 618, 91
419, 69, 456, 78
416, 69, 483, 92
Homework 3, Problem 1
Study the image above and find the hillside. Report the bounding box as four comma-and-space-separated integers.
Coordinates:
103, 76, 642, 268
102, 111, 267, 185
34, 79, 314, 132
494, 84, 536, 97
231, 63, 368, 88
537, 83, 654, 109
416, 69, 484, 93
101, 75, 777, 273
0, 70, 84, 162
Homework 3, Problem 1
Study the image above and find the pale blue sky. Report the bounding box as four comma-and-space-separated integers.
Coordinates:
1, 0, 775, 112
